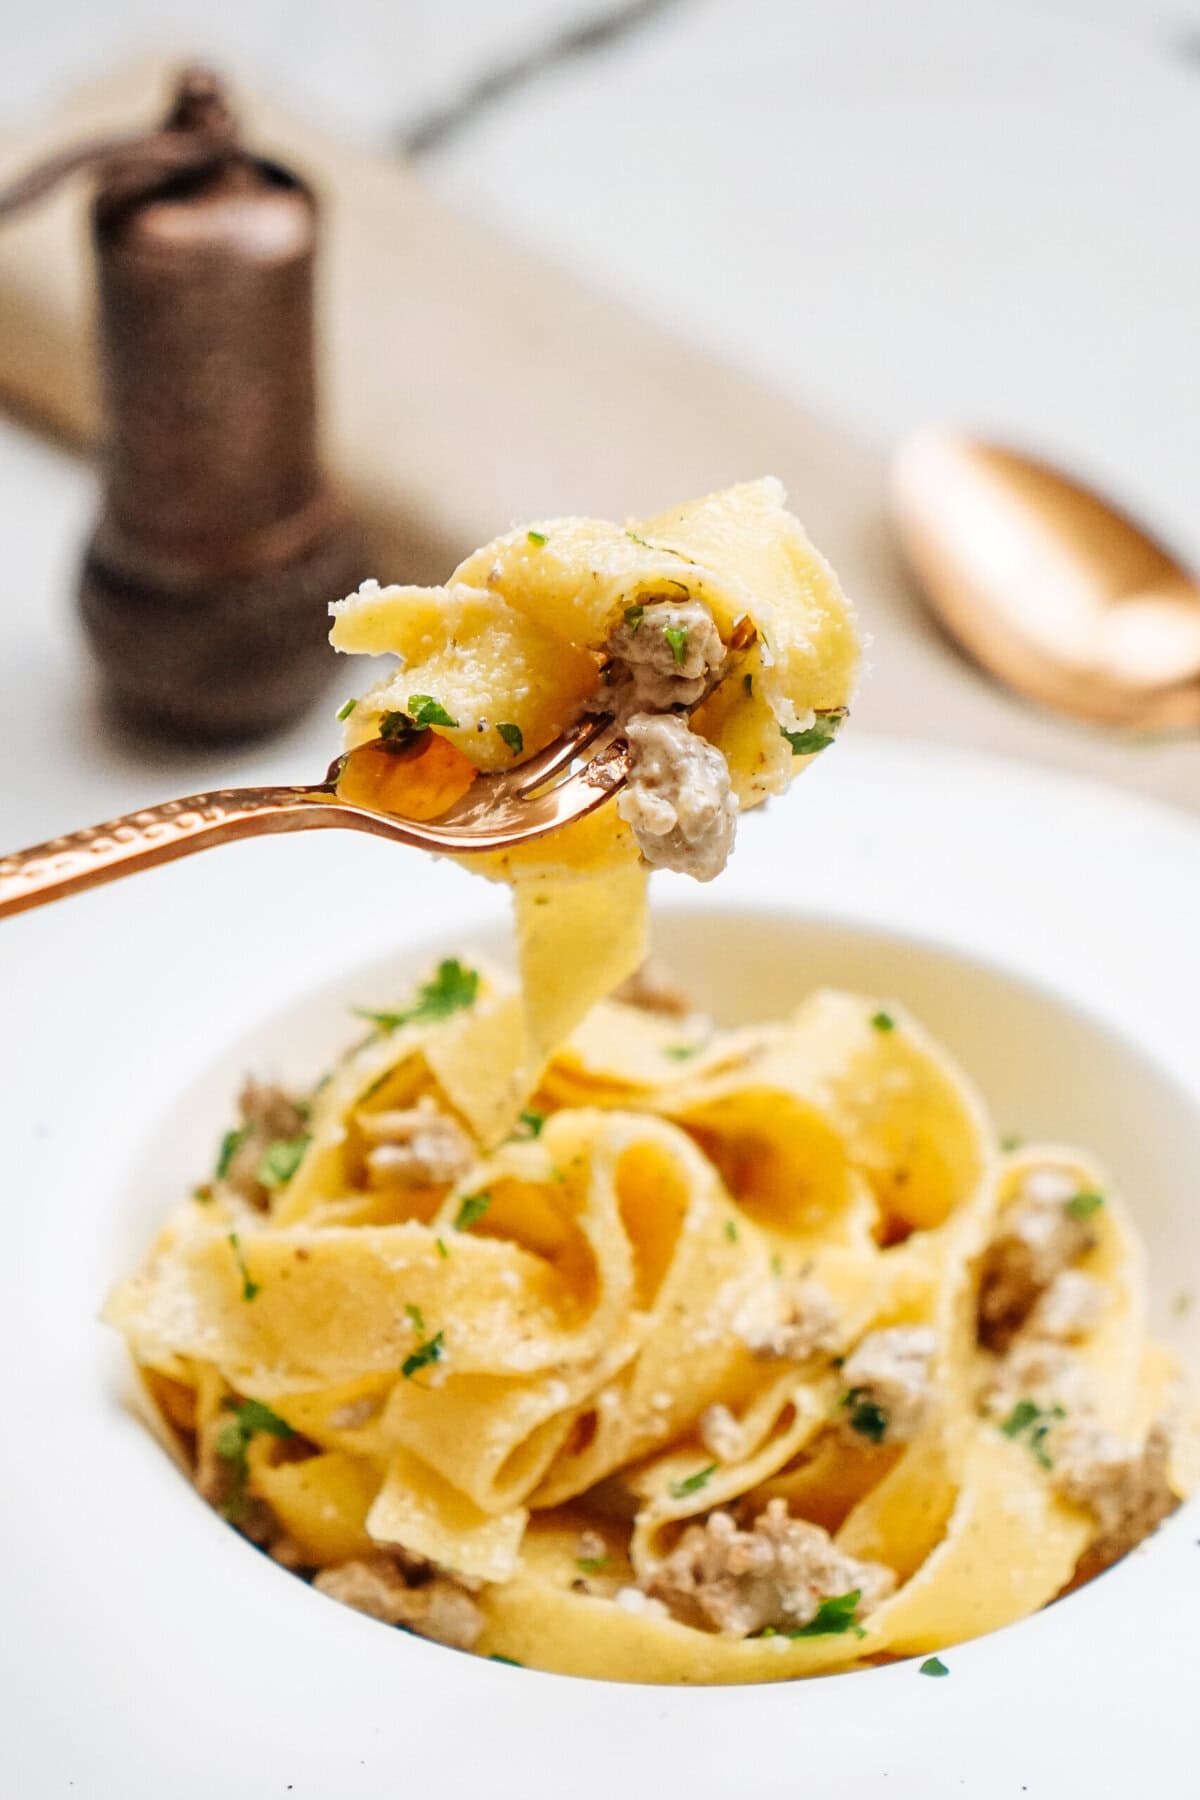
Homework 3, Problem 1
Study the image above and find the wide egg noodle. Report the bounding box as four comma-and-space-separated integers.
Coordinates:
328, 480, 859, 1131
108, 986, 1191, 1684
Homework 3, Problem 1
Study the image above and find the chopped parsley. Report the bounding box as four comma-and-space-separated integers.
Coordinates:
402, 1331, 445, 1380
215, 1397, 295, 1520
841, 1388, 889, 1444
435, 1236, 449, 1260
626, 530, 654, 550
1000, 1397, 1066, 1470
227, 1232, 260, 1303
725, 1219, 740, 1243
1000, 1132, 1023, 1152
215, 1125, 248, 1180
663, 1044, 699, 1061
870, 1011, 895, 1034
527, 529, 548, 546
669, 1463, 718, 1500
192, 1183, 214, 1204
575, 1555, 611, 1575
497, 721, 524, 755
623, 604, 645, 634
512, 1109, 545, 1139
663, 624, 689, 668
454, 1190, 492, 1232
256, 1134, 310, 1190
335, 696, 357, 721
919, 1656, 950, 1677
787, 1590, 865, 1640
489, 1654, 523, 1666
405, 1302, 426, 1335
743, 672, 753, 696
769, 1253, 783, 1279
408, 694, 458, 729
780, 707, 848, 757
355, 959, 480, 1033
1065, 1190, 1104, 1221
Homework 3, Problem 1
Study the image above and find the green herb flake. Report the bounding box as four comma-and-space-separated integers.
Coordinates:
489, 1654, 523, 1666
454, 1190, 492, 1232
408, 694, 458, 729
575, 1556, 611, 1575
626, 530, 654, 550
781, 707, 848, 757
623, 604, 645, 634
743, 672, 753, 696
497, 721, 524, 755
870, 1011, 895, 1034
1000, 1132, 1023, 1152
770, 1253, 783, 1279
669, 1463, 718, 1501
1065, 1190, 1105, 1221
256, 1134, 311, 1191
841, 1389, 890, 1444
402, 1331, 445, 1381
355, 959, 480, 1033
1000, 1397, 1067, 1470
378, 709, 418, 741
920, 1656, 950, 1677
192, 1183, 214, 1204
663, 1043, 698, 1062
227, 1232, 260, 1303
405, 1302, 426, 1335
725, 1219, 739, 1244
215, 1125, 248, 1180
435, 1235, 449, 1260
213, 1396, 295, 1521
512, 1110, 545, 1139
787, 1590, 865, 1640
336, 696, 357, 721
663, 624, 689, 668
527, 529, 548, 546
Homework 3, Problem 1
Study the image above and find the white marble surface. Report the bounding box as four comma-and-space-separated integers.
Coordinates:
2, 0, 1199, 849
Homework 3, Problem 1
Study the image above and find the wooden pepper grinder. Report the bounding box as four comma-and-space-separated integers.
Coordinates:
4, 68, 367, 741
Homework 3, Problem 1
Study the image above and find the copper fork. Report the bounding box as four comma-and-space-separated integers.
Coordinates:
0, 717, 629, 921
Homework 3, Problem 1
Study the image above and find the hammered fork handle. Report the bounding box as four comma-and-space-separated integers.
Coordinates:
0, 785, 340, 920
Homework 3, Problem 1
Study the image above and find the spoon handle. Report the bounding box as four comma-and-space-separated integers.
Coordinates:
0, 786, 338, 920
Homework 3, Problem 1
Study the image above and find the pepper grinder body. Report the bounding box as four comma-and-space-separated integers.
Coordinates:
80, 138, 366, 742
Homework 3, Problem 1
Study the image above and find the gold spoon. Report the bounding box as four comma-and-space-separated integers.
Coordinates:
890, 429, 1200, 729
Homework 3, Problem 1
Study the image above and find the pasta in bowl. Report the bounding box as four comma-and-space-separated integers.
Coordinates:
105, 949, 1194, 1684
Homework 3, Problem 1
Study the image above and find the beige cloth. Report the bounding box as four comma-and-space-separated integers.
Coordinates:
2, 54, 1198, 809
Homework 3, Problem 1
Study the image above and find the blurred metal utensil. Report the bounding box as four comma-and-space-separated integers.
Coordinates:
891, 429, 1200, 729
0, 718, 631, 921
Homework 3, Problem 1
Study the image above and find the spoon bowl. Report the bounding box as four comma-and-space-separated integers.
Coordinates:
890, 429, 1200, 730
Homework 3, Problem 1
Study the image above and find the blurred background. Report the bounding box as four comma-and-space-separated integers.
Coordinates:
2, 0, 1200, 859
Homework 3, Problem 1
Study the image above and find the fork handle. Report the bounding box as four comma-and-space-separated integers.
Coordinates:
0, 785, 340, 921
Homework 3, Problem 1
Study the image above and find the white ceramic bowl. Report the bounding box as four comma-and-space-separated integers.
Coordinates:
4, 738, 1198, 1798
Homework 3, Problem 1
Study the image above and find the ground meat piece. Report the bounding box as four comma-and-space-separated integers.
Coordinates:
738, 1277, 840, 1362
616, 713, 738, 882
604, 599, 726, 715
978, 1167, 1100, 1351
357, 1097, 474, 1189
314, 1553, 482, 1650
219, 1079, 309, 1207
839, 1326, 936, 1445
1025, 1269, 1108, 1342
1056, 1420, 1177, 1573
614, 958, 696, 1018
645, 1498, 895, 1638
699, 1403, 745, 1462
980, 1336, 1093, 1418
